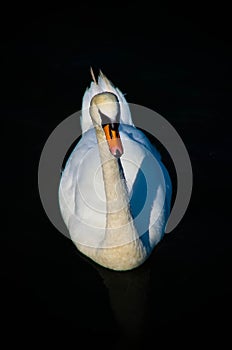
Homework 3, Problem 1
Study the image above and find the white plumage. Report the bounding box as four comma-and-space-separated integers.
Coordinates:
59, 71, 172, 271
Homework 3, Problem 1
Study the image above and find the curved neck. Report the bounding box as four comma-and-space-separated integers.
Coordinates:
95, 126, 138, 243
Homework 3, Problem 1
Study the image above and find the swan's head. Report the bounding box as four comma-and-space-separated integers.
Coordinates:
90, 92, 123, 158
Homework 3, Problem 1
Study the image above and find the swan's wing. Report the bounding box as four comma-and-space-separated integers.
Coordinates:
119, 124, 161, 158
59, 128, 108, 246
120, 124, 172, 197
120, 125, 172, 243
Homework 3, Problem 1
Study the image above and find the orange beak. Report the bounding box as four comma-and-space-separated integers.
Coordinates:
103, 124, 124, 158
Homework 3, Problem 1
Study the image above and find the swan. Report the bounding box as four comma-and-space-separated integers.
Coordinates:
59, 70, 172, 271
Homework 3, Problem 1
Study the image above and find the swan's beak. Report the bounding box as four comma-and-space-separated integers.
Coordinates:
103, 123, 124, 158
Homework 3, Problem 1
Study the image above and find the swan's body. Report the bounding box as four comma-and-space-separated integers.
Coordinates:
59, 71, 172, 271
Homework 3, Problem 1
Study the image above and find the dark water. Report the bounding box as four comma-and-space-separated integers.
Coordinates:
2, 3, 231, 348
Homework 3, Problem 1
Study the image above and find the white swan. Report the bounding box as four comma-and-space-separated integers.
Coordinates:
59, 70, 172, 271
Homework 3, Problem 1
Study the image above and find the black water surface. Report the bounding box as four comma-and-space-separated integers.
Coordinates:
1, 2, 231, 349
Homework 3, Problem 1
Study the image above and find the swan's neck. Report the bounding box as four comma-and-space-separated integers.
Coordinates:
95, 126, 138, 244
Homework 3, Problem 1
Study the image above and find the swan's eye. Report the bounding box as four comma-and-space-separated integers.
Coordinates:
111, 123, 119, 130
99, 110, 111, 125
98, 106, 120, 126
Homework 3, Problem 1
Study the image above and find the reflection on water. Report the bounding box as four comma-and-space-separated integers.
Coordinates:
82, 253, 152, 348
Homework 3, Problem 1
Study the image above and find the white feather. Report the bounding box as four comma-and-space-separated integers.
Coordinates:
59, 72, 172, 270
